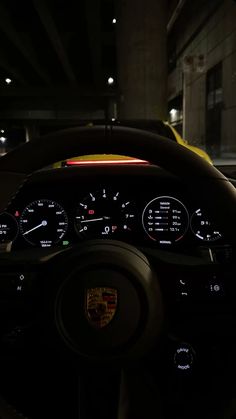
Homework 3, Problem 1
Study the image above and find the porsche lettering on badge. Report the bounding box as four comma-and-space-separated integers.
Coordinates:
85, 287, 118, 329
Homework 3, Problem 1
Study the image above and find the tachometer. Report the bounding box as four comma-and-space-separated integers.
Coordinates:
20, 199, 68, 247
142, 196, 189, 244
75, 189, 136, 238
190, 209, 221, 241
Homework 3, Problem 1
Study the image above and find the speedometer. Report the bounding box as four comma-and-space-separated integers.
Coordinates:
20, 199, 68, 247
142, 196, 189, 244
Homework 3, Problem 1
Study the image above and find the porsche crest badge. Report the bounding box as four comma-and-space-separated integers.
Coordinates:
85, 287, 118, 329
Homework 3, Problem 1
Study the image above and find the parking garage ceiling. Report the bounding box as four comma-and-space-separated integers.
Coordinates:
0, 0, 117, 87
0, 0, 205, 126
0, 0, 187, 89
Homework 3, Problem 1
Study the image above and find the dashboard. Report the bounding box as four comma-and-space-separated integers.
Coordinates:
0, 164, 226, 251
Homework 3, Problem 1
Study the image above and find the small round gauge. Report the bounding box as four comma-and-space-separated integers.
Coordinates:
142, 196, 189, 244
20, 199, 68, 247
75, 189, 136, 238
190, 209, 221, 241
0, 212, 18, 243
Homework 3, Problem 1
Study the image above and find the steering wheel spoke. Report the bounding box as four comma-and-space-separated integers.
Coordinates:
0, 248, 62, 358
142, 245, 235, 299
76, 365, 165, 419
140, 245, 236, 342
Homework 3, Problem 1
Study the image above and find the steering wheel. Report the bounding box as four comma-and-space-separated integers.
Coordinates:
0, 125, 235, 419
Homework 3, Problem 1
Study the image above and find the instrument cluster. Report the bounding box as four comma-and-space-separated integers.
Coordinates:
0, 187, 222, 249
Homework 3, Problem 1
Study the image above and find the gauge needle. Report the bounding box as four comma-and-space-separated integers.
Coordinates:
23, 220, 47, 236
80, 217, 109, 223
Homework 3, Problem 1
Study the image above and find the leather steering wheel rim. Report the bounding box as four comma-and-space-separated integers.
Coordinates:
0, 125, 235, 241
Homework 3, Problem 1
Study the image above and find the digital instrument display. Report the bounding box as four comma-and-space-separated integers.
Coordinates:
0, 212, 18, 243
142, 196, 189, 244
190, 209, 221, 241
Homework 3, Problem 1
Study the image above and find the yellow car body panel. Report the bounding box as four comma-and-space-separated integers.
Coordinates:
165, 123, 213, 164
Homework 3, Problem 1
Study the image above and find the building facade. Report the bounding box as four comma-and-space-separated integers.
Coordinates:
168, 0, 236, 156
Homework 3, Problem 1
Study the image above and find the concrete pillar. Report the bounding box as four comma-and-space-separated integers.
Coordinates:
25, 124, 39, 142
106, 98, 118, 120
116, 0, 167, 120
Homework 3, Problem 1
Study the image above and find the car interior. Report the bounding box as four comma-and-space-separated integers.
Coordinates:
0, 125, 234, 419
0, 0, 236, 418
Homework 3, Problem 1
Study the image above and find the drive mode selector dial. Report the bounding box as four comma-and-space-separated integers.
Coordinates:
142, 196, 189, 244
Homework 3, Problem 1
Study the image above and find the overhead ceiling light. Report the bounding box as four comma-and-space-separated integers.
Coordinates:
111, 118, 116, 122
112, 18, 117, 24
0, 136, 6, 143
107, 77, 114, 85
0, 130, 4, 134
5, 78, 12, 84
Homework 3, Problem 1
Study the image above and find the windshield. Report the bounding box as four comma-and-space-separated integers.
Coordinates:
0, 0, 235, 167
